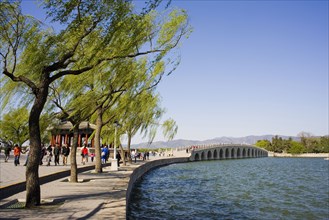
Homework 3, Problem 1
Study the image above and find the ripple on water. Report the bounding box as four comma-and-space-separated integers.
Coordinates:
128, 158, 329, 220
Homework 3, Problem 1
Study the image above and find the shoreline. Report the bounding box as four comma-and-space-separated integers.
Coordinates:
1, 152, 327, 219
267, 152, 329, 158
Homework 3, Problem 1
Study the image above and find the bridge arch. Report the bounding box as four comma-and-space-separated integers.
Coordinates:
225, 148, 230, 159
242, 148, 246, 157
237, 148, 241, 158
213, 150, 218, 159
231, 148, 235, 159
207, 151, 212, 160
201, 152, 205, 160
194, 153, 200, 161
219, 149, 224, 159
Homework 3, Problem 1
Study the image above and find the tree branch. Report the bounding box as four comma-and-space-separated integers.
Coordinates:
49, 47, 166, 83
49, 66, 94, 82
2, 68, 38, 94
44, 18, 100, 75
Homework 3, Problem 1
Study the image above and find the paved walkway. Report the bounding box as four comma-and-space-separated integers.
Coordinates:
0, 153, 149, 219
0, 154, 99, 188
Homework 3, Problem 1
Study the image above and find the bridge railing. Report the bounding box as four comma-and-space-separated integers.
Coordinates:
176, 143, 257, 153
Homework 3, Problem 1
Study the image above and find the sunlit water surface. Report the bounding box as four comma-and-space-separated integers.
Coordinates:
128, 158, 329, 220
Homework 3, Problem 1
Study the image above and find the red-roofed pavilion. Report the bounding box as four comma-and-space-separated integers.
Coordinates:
47, 121, 96, 147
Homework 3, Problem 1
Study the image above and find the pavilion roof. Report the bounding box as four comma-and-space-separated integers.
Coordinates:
47, 121, 96, 131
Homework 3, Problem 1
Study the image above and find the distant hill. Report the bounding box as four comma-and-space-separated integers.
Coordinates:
130, 135, 300, 149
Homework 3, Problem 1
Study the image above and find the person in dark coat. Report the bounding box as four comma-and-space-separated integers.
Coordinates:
53, 143, 61, 166
116, 152, 121, 167
61, 144, 70, 166
46, 145, 53, 166
4, 144, 11, 162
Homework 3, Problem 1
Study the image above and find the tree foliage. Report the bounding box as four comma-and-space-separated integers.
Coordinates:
0, 107, 29, 146
162, 118, 178, 141
255, 134, 329, 153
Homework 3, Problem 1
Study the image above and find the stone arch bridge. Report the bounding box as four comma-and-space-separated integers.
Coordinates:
174, 144, 268, 161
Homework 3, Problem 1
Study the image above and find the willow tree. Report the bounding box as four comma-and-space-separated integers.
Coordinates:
116, 91, 163, 163
0, 0, 190, 207
65, 58, 140, 173
107, 88, 178, 165
89, 60, 149, 173
48, 81, 91, 182
61, 9, 190, 173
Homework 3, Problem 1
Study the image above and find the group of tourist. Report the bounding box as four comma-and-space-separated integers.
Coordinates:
46, 143, 90, 166
3, 143, 72, 166
131, 151, 153, 163
2, 143, 46, 166
100, 144, 123, 167
100, 145, 110, 164
50, 143, 71, 166
3, 143, 160, 167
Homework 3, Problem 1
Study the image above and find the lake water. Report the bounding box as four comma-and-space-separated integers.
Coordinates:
127, 158, 329, 220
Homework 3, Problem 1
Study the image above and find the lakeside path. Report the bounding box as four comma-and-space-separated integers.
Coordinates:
0, 153, 189, 219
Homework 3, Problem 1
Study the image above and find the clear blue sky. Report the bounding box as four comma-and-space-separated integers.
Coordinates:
21, 1, 328, 143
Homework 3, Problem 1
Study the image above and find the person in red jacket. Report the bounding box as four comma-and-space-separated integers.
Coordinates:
81, 145, 89, 165
13, 144, 22, 166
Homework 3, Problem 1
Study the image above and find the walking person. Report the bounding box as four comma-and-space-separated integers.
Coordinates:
101, 147, 106, 164
13, 144, 22, 166
81, 145, 89, 165
116, 151, 121, 167
53, 143, 61, 166
61, 144, 70, 166
104, 146, 109, 162
4, 144, 11, 162
23, 146, 30, 166
90, 152, 95, 162
46, 145, 53, 166
131, 150, 136, 163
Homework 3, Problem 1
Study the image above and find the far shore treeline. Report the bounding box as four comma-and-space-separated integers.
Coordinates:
255, 134, 329, 154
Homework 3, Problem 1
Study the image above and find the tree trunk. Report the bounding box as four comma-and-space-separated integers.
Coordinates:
94, 108, 103, 173
127, 133, 132, 163
119, 143, 126, 166
70, 125, 79, 182
25, 87, 48, 208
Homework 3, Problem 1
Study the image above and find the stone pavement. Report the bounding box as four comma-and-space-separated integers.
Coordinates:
0, 154, 100, 188
0, 153, 148, 219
